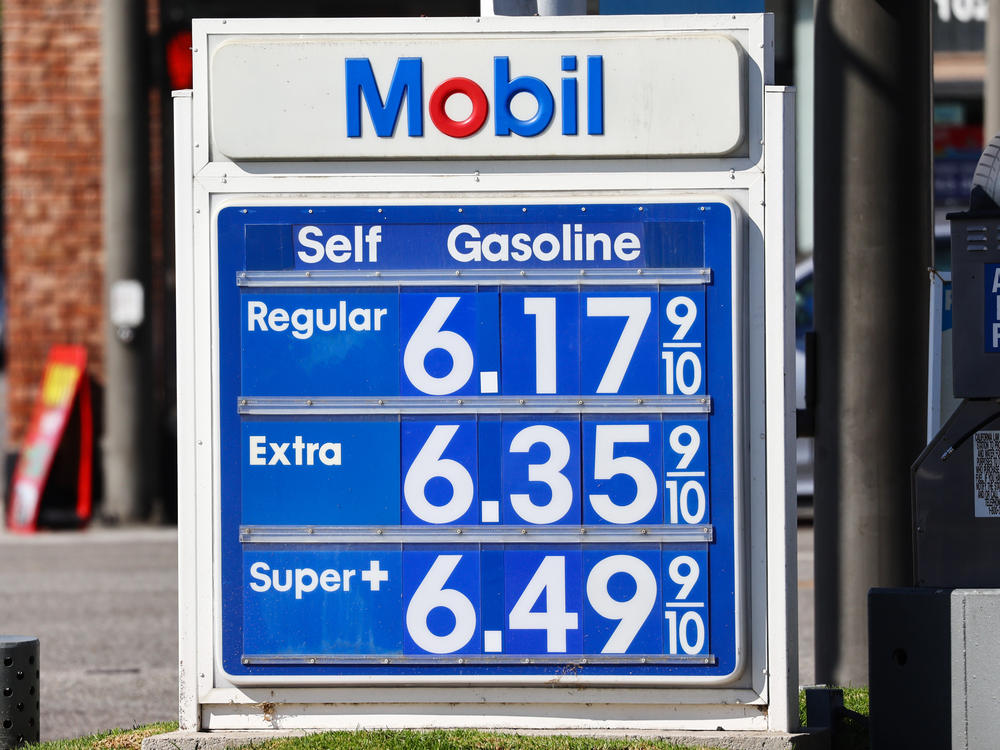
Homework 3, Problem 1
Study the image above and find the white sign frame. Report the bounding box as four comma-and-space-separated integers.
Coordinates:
175, 13, 796, 734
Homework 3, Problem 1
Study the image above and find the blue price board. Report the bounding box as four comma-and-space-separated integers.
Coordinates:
219, 201, 740, 679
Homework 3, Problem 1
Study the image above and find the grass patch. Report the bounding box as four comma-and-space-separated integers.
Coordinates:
799, 686, 871, 726
33, 706, 891, 750
841, 687, 869, 717
23, 726, 728, 750
798, 686, 870, 750
26, 723, 177, 750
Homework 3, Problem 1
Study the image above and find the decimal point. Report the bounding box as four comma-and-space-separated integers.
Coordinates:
479, 371, 499, 393
481, 501, 500, 523
484, 630, 502, 652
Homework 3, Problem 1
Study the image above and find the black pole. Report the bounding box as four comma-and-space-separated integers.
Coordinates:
813, 0, 931, 685
101, 0, 156, 522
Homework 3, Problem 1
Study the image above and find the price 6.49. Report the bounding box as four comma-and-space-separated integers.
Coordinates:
402, 548, 709, 657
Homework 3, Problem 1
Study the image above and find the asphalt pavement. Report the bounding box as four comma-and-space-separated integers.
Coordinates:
0, 522, 816, 741
0, 527, 179, 741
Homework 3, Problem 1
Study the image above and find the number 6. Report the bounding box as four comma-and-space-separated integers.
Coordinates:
406, 555, 476, 654
404, 425, 474, 524
403, 297, 474, 395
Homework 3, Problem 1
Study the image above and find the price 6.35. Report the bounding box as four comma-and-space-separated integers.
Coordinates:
401, 417, 710, 526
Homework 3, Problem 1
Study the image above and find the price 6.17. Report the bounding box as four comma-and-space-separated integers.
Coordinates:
403, 549, 709, 656
400, 290, 705, 397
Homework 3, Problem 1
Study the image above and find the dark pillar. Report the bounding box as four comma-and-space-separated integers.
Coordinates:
813, 0, 931, 685
101, 0, 155, 522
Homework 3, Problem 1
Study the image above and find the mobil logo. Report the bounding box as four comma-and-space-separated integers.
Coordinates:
345, 55, 604, 139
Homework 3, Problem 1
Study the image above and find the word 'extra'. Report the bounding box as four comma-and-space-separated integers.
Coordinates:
248, 435, 342, 467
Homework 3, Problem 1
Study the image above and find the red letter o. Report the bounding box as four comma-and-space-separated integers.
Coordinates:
429, 78, 489, 138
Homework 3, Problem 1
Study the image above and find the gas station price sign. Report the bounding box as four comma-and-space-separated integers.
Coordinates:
218, 200, 743, 679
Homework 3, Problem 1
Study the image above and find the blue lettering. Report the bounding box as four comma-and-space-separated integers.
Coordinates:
493, 57, 554, 137
561, 56, 578, 136
345, 58, 423, 138
587, 56, 604, 136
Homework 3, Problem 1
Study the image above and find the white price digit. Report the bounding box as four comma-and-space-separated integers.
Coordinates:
508, 425, 574, 524
586, 555, 657, 653
668, 425, 701, 470
666, 480, 707, 524
405, 555, 476, 654
524, 297, 557, 393
665, 611, 706, 655
665, 296, 698, 340
664, 555, 705, 655
586, 297, 651, 393
662, 295, 702, 395
404, 425, 474, 524
509, 556, 579, 652
588, 424, 657, 524
403, 297, 474, 395
668, 555, 700, 600
662, 351, 702, 395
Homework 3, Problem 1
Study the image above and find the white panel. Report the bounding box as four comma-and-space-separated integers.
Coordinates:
209, 32, 746, 160
763, 85, 797, 733
173, 90, 200, 732
952, 590, 1000, 750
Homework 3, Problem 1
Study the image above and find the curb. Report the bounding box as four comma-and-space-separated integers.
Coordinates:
141, 728, 830, 750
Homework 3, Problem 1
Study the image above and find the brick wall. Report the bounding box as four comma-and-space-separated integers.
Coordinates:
3, 1, 105, 446
3, 0, 164, 450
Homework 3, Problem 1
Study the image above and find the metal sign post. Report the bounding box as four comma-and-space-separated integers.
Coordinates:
175, 14, 796, 734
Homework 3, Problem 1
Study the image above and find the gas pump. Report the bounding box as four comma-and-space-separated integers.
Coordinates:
870, 136, 1000, 750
